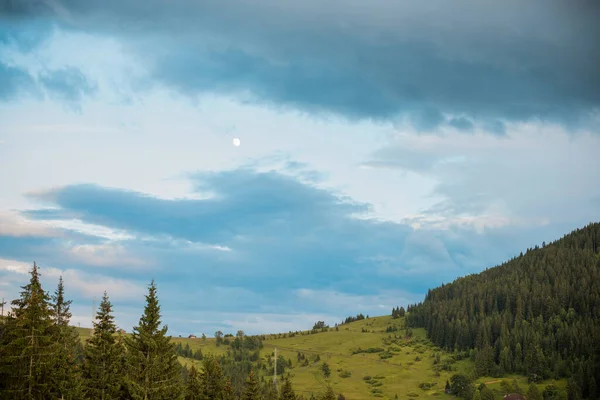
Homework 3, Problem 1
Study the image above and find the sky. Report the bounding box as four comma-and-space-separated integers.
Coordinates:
0, 0, 599, 336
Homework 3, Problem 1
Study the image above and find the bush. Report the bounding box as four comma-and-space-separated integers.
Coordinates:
339, 370, 352, 378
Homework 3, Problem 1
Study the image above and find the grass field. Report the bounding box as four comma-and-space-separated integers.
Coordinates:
76, 315, 565, 399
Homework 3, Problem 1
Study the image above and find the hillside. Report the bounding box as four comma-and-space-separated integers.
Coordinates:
407, 223, 600, 398
75, 315, 563, 399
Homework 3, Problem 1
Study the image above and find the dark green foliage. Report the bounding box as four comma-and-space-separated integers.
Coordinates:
49, 276, 84, 399
474, 346, 494, 377
200, 355, 225, 399
567, 378, 583, 400
479, 385, 494, 400
242, 370, 260, 400
321, 385, 336, 400
450, 374, 473, 399
184, 365, 202, 400
527, 384, 543, 400
0, 263, 59, 399
321, 362, 331, 378
124, 280, 183, 399
406, 223, 600, 394
279, 378, 297, 400
543, 384, 561, 400
392, 306, 406, 319
341, 314, 365, 324
83, 291, 125, 400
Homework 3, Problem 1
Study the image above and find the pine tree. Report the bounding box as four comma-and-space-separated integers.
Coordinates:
0, 263, 57, 399
279, 378, 297, 400
567, 378, 582, 400
242, 370, 260, 400
83, 291, 124, 400
200, 355, 224, 399
124, 280, 183, 400
320, 385, 336, 400
184, 365, 202, 400
49, 276, 84, 399
223, 378, 235, 400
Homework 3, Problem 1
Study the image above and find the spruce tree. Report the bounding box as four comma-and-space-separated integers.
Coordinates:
279, 378, 297, 400
49, 276, 84, 399
223, 378, 235, 400
124, 280, 183, 399
0, 263, 56, 399
200, 355, 225, 399
242, 370, 260, 400
320, 385, 336, 400
184, 365, 202, 400
83, 292, 124, 400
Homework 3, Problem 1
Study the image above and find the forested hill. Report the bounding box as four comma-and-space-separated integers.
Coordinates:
406, 223, 600, 398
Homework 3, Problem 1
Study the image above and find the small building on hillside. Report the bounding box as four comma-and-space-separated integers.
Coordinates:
504, 394, 526, 400
188, 334, 197, 339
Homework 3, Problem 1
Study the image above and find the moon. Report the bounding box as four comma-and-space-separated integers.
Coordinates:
232, 137, 241, 147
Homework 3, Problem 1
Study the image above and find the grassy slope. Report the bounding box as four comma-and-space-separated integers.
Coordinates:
75, 315, 566, 399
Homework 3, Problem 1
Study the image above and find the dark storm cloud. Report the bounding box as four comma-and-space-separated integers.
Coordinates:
3, 0, 599, 131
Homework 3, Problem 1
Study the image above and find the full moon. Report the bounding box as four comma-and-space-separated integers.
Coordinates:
232, 137, 241, 147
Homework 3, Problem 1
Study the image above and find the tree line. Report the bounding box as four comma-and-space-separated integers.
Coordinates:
406, 223, 600, 400
0, 263, 345, 400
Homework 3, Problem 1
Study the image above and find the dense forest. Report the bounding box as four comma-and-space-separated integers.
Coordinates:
406, 223, 600, 400
0, 264, 341, 400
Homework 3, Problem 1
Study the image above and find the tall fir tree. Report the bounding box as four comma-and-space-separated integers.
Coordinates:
200, 355, 225, 399
223, 377, 235, 400
83, 292, 124, 400
49, 276, 84, 399
242, 370, 260, 400
124, 280, 183, 400
0, 263, 57, 399
279, 378, 297, 400
184, 365, 202, 400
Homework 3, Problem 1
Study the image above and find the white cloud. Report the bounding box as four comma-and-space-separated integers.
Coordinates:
0, 258, 145, 302
367, 123, 600, 230
293, 288, 416, 314
0, 211, 61, 237
66, 243, 146, 267
44, 219, 135, 240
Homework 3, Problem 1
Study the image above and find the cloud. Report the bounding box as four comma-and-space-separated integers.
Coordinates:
66, 243, 146, 268
0, 258, 145, 301
4, 0, 599, 132
365, 126, 600, 231
0, 19, 96, 105
2, 164, 590, 333
0, 211, 60, 237
0, 60, 39, 100
37, 66, 97, 105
